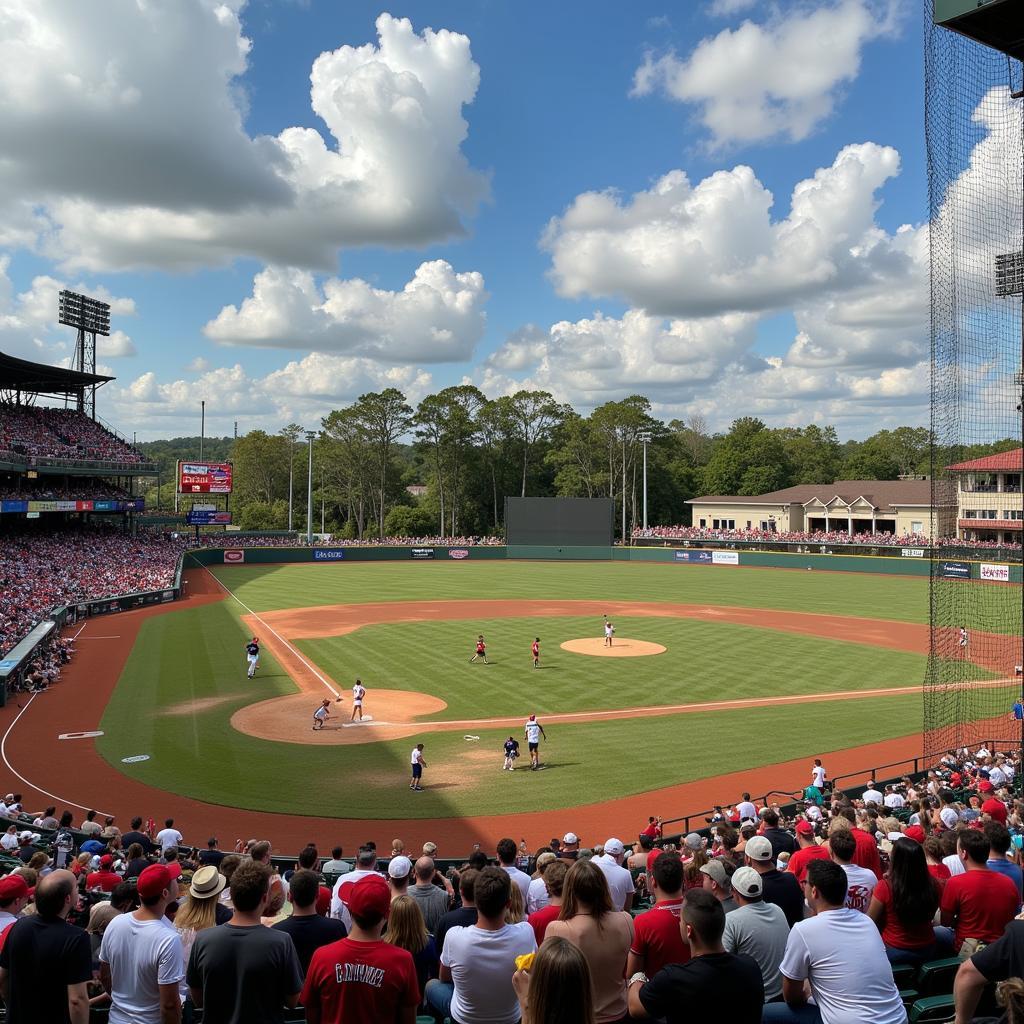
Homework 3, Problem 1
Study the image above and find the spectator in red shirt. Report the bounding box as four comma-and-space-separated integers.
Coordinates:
85, 855, 122, 893
527, 860, 567, 945
982, 797, 1009, 825
640, 817, 662, 842
784, 822, 830, 885
301, 873, 419, 1024
868, 838, 947, 965
939, 829, 1019, 954
923, 836, 952, 887
837, 808, 882, 879
627, 852, 689, 979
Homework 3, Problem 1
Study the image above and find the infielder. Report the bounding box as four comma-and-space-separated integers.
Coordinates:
313, 699, 331, 731
532, 637, 540, 669
524, 714, 547, 771
410, 743, 427, 791
351, 678, 366, 721
245, 636, 260, 678
603, 619, 615, 647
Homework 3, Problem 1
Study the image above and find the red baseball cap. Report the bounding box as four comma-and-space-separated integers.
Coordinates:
982, 798, 1008, 824
315, 885, 332, 917
339, 874, 391, 919
99, 854, 114, 869
0, 874, 29, 901
904, 826, 926, 844
978, 780, 995, 793
136, 864, 173, 900
795, 821, 814, 837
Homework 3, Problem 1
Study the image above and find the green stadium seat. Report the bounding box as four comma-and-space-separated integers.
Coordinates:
908, 993, 955, 1023
890, 963, 916, 990
899, 988, 920, 1009
916, 957, 961, 997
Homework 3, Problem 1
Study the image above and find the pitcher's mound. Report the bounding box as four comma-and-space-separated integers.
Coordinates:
560, 638, 666, 657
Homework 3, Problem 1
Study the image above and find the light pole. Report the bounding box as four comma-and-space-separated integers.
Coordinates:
638, 430, 652, 532
305, 430, 316, 545
200, 400, 205, 462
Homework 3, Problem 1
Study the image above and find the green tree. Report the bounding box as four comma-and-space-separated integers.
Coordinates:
278, 423, 304, 532
506, 390, 563, 497
780, 425, 843, 484
353, 389, 413, 538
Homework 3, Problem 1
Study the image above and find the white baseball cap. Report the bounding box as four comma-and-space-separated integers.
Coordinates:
562, 832, 579, 845
604, 838, 625, 856
387, 856, 412, 879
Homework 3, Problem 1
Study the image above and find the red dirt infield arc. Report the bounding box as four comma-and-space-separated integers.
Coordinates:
0, 566, 1001, 852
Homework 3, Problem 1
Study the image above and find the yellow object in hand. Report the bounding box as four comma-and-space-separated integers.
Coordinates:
515, 952, 535, 972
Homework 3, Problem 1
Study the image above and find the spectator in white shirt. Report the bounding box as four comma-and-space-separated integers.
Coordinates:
496, 838, 531, 905
736, 794, 758, 822
155, 819, 182, 855
861, 782, 884, 806
828, 832, 877, 913
330, 847, 378, 928
883, 787, 905, 810
762, 860, 905, 1024
99, 864, 184, 1024
593, 838, 635, 912
527, 852, 556, 914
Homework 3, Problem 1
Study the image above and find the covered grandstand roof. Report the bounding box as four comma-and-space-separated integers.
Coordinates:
946, 448, 1023, 472
0, 351, 112, 394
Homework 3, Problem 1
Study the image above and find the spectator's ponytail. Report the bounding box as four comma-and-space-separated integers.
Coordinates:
998, 978, 1024, 1024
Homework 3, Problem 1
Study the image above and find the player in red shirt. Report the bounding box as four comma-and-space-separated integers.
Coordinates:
939, 830, 1019, 953
627, 851, 690, 979
301, 873, 419, 1024
469, 634, 488, 664
532, 637, 540, 669
784, 821, 830, 885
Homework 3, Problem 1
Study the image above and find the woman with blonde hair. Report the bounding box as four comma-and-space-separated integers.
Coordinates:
513, 935, 595, 1024
506, 879, 526, 923
385, 894, 438, 1002
546, 858, 633, 1024
680, 834, 708, 891
175, 865, 226, 1022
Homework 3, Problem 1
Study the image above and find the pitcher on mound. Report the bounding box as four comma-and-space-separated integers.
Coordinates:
603, 619, 615, 647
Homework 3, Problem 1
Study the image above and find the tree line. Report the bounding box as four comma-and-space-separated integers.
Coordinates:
135, 389, 1018, 539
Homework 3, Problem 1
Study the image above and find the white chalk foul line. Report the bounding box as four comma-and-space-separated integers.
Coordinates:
205, 569, 341, 699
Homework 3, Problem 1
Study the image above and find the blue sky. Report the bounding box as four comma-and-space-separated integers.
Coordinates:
0, 0, 945, 439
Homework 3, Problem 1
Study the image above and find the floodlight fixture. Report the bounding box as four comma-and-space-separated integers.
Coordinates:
57, 289, 112, 418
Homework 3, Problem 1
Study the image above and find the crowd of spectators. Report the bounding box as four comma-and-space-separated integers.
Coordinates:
633, 525, 934, 547
634, 524, 1024, 551
0, 476, 131, 502
0, 407, 145, 466
0, 529, 186, 656
0, 745, 1020, 1022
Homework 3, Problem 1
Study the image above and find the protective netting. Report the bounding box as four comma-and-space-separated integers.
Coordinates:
925, 1, 1024, 759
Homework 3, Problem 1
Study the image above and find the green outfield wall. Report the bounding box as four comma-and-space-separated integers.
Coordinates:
184, 544, 1022, 581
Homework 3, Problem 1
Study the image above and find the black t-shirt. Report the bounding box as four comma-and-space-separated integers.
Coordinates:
122, 830, 155, 856
0, 915, 92, 1024
434, 906, 478, 954
640, 951, 764, 1024
198, 849, 226, 867
187, 922, 303, 1024
272, 914, 348, 974
124, 856, 150, 878
763, 828, 797, 858
504, 739, 519, 756
760, 869, 804, 928
247, 642, 259, 657
971, 920, 1024, 1023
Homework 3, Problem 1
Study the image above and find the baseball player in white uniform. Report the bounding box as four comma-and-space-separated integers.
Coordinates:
603, 619, 615, 647
313, 699, 331, 731
524, 714, 547, 771
351, 679, 366, 721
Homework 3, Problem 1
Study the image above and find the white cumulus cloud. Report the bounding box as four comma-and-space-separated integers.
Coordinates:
0, 5, 487, 272
204, 260, 487, 362
632, 0, 901, 147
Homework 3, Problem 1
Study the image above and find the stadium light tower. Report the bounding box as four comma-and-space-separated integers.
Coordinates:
58, 290, 110, 419
638, 430, 652, 532
305, 430, 316, 545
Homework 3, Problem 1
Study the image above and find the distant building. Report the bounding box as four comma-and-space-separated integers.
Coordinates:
686, 479, 952, 539
946, 449, 1022, 543
406, 485, 428, 499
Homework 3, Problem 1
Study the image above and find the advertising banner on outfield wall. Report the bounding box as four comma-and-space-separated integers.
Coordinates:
940, 561, 971, 579
674, 550, 713, 563
980, 563, 1010, 582
901, 548, 926, 558
313, 549, 345, 560
410, 548, 435, 559
712, 551, 740, 565
448, 549, 469, 559
223, 549, 245, 564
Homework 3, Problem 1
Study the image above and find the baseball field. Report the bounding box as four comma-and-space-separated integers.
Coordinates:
3, 557, 1015, 849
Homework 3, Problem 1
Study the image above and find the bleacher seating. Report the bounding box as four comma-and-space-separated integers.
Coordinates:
0, 406, 144, 465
